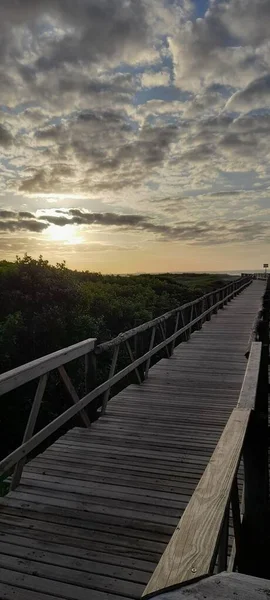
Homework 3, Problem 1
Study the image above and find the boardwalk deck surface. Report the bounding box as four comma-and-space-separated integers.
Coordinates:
0, 281, 265, 600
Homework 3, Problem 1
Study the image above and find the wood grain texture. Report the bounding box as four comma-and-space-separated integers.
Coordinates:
0, 281, 265, 600
142, 408, 251, 596
237, 342, 261, 409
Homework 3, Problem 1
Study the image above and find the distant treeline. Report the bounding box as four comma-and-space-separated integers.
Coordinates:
0, 254, 226, 462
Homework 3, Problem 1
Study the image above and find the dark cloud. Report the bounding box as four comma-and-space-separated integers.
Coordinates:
35, 125, 63, 140
18, 211, 36, 218
0, 219, 48, 232
0, 210, 16, 218
40, 210, 147, 228
0, 0, 148, 66
0, 124, 13, 147
181, 144, 214, 163
226, 75, 270, 112
231, 113, 270, 134
0, 209, 269, 245
17, 122, 178, 194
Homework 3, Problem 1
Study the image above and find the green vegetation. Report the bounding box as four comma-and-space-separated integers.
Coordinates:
0, 254, 227, 470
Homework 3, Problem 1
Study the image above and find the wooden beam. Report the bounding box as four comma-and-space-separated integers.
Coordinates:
237, 342, 261, 410
10, 374, 48, 490
58, 366, 91, 428
101, 345, 119, 415
0, 338, 96, 396
229, 477, 241, 571
158, 323, 171, 359
144, 326, 156, 379
125, 340, 142, 384
142, 407, 251, 596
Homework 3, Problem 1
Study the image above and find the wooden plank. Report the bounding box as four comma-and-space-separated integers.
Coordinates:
0, 540, 150, 584
101, 344, 119, 414
0, 499, 174, 537
10, 374, 48, 490
0, 553, 145, 598
0, 582, 62, 600
0, 338, 96, 395
125, 340, 142, 384
237, 342, 261, 409
1, 491, 179, 525
0, 568, 129, 600
0, 522, 164, 564
0, 504, 172, 542
0, 533, 156, 572
142, 408, 251, 596
58, 366, 91, 428
0, 514, 167, 556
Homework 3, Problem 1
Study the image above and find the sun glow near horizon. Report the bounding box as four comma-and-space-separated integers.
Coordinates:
46, 224, 84, 245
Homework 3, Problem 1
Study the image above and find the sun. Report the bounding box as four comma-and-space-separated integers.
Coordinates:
46, 224, 82, 244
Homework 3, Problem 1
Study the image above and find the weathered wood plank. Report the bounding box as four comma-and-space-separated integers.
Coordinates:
142, 408, 251, 595
0, 568, 129, 600
0, 338, 96, 395
237, 342, 261, 409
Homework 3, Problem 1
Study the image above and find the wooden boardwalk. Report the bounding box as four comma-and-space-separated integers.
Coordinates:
0, 280, 265, 600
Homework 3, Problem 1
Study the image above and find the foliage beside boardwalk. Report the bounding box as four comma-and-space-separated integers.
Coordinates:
0, 254, 225, 463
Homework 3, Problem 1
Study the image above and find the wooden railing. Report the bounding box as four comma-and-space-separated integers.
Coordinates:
143, 280, 269, 597
252, 272, 268, 280
0, 276, 251, 490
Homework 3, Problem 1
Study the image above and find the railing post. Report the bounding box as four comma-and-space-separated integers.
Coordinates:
134, 330, 146, 381
170, 311, 180, 355
85, 350, 98, 418
218, 503, 229, 572
145, 326, 156, 379
10, 374, 48, 490
206, 294, 211, 320
85, 351, 97, 395
58, 365, 91, 428
228, 477, 242, 571
213, 290, 218, 314
101, 345, 119, 415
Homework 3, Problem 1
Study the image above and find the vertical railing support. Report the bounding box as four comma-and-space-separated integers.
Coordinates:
170, 311, 180, 355
218, 503, 229, 572
10, 374, 48, 490
102, 345, 120, 415
145, 326, 156, 379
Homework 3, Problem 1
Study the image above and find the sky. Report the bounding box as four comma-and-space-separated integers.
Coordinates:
0, 0, 270, 273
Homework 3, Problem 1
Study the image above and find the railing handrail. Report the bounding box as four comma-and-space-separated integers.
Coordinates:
142, 341, 262, 597
0, 276, 250, 390
0, 275, 252, 485
96, 276, 250, 352
0, 338, 96, 396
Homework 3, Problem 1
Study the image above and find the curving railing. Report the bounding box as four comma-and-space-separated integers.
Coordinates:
0, 276, 252, 490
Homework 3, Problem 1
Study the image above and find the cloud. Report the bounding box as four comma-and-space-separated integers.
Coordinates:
1, 0, 270, 263
141, 70, 171, 88
0, 210, 16, 218
0, 124, 13, 147
1, 208, 269, 248
170, 0, 270, 92
225, 75, 270, 112
0, 219, 48, 232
